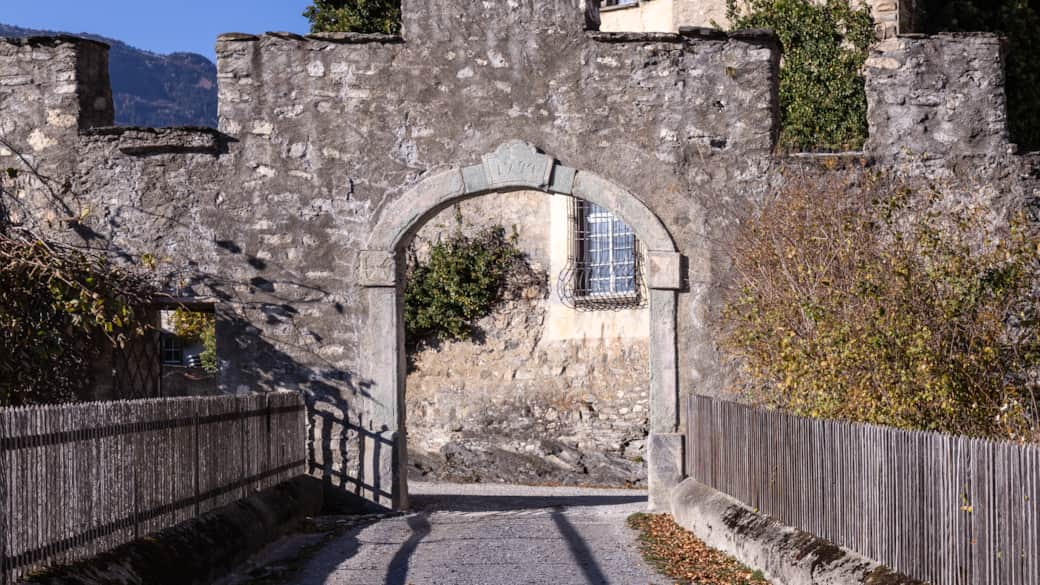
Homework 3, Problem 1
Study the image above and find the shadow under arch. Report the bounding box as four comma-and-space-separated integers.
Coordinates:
356, 140, 682, 511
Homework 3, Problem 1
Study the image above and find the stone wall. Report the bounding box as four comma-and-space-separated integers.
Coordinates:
866, 33, 1009, 160
407, 302, 651, 486
1, 0, 1035, 510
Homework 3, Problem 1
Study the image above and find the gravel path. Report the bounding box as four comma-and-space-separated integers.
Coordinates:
225, 482, 668, 585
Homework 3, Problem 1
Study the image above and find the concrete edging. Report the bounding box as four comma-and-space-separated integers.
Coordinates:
24, 476, 323, 585
669, 478, 926, 585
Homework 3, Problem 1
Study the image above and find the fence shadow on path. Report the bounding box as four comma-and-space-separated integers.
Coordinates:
384, 514, 432, 585
408, 492, 648, 513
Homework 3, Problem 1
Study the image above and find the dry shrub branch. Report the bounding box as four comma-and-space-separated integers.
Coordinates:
0, 147, 157, 405
723, 168, 1040, 440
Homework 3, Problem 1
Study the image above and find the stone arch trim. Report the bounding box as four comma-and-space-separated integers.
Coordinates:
358, 141, 682, 511
361, 141, 681, 289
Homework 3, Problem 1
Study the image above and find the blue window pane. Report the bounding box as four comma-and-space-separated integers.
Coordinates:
580, 200, 638, 296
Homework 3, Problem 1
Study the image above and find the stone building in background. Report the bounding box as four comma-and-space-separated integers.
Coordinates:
600, 0, 919, 39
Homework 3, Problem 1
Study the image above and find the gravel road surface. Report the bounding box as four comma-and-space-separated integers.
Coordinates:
223, 481, 669, 585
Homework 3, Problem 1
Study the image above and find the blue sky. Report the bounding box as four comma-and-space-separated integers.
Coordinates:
2, 1, 314, 62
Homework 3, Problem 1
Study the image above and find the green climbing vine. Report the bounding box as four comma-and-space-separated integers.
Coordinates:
726, 0, 875, 152
404, 225, 538, 343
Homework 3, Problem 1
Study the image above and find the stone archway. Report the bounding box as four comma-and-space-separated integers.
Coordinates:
359, 141, 682, 510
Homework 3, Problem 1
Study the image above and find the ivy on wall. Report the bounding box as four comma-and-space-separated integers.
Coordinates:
726, 0, 875, 152
404, 225, 535, 343
923, 0, 1040, 152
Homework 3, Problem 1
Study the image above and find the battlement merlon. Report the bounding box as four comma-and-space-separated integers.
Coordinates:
866, 33, 1010, 159
0, 2, 1016, 166
0, 36, 113, 157
400, 0, 601, 42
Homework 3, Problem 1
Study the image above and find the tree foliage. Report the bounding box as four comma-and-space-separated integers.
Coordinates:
723, 170, 1040, 440
0, 157, 157, 405
0, 234, 155, 405
172, 308, 218, 374
304, 0, 401, 34
923, 0, 1040, 152
726, 0, 874, 152
404, 225, 532, 343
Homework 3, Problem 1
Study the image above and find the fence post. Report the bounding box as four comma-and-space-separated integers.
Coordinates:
0, 409, 7, 585
193, 398, 200, 518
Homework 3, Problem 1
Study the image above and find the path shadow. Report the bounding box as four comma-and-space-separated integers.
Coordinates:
552, 510, 610, 585
384, 514, 432, 585
409, 492, 647, 513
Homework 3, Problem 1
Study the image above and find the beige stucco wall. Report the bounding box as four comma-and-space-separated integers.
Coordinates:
600, 0, 910, 37
600, 0, 730, 32
600, 0, 677, 33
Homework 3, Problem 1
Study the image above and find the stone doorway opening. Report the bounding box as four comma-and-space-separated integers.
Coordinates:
359, 141, 682, 511
402, 188, 653, 490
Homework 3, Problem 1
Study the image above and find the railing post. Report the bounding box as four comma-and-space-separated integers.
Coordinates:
0, 408, 7, 585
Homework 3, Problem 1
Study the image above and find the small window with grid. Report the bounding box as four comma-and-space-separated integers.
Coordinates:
558, 197, 645, 310
160, 333, 183, 365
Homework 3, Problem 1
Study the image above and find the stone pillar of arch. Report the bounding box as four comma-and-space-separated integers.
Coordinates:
359, 141, 683, 510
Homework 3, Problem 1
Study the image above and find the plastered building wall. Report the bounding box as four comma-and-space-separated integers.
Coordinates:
600, 0, 916, 38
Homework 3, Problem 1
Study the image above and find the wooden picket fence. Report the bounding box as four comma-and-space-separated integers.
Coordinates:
0, 393, 306, 584
687, 395, 1040, 585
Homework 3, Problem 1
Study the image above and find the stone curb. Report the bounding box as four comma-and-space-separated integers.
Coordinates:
669, 479, 926, 585
24, 476, 324, 585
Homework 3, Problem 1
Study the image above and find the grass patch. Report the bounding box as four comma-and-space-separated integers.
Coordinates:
627, 513, 769, 585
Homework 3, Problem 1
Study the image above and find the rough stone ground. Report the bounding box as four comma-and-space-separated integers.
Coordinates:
220, 481, 668, 585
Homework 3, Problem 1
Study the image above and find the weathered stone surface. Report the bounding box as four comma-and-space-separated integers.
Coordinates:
3, 0, 1036, 511
671, 479, 926, 585
866, 34, 1009, 159
648, 432, 684, 511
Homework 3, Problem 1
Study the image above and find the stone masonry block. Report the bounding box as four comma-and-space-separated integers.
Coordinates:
648, 251, 682, 290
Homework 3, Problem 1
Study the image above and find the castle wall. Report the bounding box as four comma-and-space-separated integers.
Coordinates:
1, 0, 1035, 509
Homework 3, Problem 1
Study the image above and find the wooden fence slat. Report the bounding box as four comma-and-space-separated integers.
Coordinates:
0, 394, 306, 582
686, 395, 1040, 585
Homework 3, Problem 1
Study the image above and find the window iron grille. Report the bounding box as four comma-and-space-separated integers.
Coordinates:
558, 197, 646, 310
113, 323, 162, 399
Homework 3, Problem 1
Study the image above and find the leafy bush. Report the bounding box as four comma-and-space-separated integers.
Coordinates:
0, 236, 155, 405
304, 0, 401, 34
172, 308, 218, 374
723, 170, 1040, 439
726, 0, 874, 152
923, 0, 1040, 151
404, 225, 536, 343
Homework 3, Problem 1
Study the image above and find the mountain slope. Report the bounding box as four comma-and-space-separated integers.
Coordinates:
0, 23, 218, 128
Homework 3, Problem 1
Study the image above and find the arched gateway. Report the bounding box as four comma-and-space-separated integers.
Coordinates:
359, 141, 682, 510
